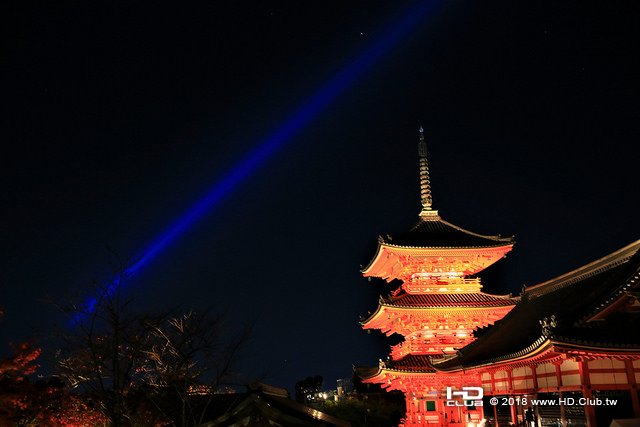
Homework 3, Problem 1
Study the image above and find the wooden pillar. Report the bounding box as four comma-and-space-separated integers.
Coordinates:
579, 360, 597, 427
625, 359, 640, 417
556, 363, 566, 427
490, 371, 499, 427
558, 390, 566, 427
509, 401, 518, 427
507, 369, 518, 426
531, 364, 542, 427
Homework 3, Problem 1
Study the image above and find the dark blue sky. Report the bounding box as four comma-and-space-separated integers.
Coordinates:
2, 0, 640, 392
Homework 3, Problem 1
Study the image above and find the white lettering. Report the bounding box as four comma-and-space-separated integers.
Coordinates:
446, 386, 484, 401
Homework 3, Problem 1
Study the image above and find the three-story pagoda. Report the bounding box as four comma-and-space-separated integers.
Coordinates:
359, 128, 517, 426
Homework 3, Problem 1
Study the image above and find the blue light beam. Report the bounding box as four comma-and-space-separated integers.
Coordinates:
76, 0, 442, 318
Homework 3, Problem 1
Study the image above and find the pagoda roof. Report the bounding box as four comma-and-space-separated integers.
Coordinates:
355, 355, 436, 382
362, 216, 515, 279
356, 354, 479, 391
384, 292, 517, 308
353, 365, 381, 380
386, 354, 435, 371
433, 239, 640, 371
380, 216, 514, 249
361, 291, 516, 333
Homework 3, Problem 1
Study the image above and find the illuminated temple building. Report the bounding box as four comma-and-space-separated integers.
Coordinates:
356, 129, 640, 427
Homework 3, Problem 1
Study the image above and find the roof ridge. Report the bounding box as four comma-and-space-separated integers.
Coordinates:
526, 239, 640, 299
432, 335, 552, 371
408, 217, 514, 243
578, 250, 640, 323
437, 218, 514, 242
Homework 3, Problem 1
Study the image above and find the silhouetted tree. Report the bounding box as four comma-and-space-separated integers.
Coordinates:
56, 270, 163, 426
56, 262, 253, 426
140, 309, 252, 426
295, 375, 324, 403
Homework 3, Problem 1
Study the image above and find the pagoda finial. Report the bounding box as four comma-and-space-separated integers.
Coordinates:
418, 127, 439, 219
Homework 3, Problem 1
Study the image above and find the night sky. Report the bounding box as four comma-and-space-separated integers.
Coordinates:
3, 1, 640, 393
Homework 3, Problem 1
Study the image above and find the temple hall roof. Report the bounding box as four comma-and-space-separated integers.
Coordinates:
204, 383, 351, 426
433, 239, 640, 370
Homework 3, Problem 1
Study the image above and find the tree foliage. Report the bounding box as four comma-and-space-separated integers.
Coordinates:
0, 341, 43, 424
55, 272, 252, 426
1, 251, 254, 427
0, 311, 108, 426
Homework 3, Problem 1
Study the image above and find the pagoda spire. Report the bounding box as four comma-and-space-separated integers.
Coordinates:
418, 126, 439, 219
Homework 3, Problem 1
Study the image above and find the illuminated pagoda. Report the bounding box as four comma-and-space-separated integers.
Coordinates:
358, 128, 518, 426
